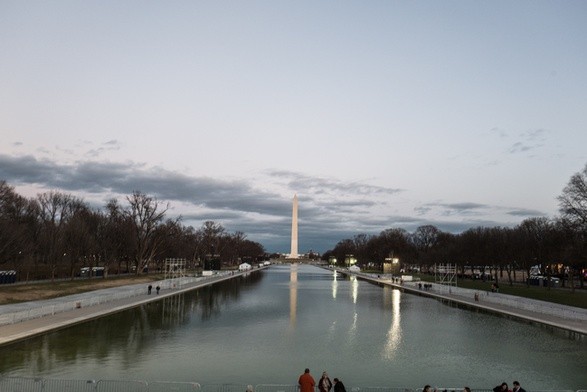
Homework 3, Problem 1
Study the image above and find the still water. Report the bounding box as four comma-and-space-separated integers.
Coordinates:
1, 264, 586, 389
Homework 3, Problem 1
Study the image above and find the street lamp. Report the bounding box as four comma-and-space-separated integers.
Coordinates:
345, 255, 357, 269
329, 256, 337, 268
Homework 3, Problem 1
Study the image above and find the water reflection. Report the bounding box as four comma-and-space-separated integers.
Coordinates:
0, 272, 265, 376
382, 287, 402, 359
289, 264, 297, 329
332, 270, 338, 299
350, 275, 358, 303
1, 265, 586, 389
347, 276, 359, 341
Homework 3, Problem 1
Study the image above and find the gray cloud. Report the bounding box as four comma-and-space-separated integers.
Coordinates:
507, 208, 546, 217
0, 154, 402, 251
419, 201, 489, 217
509, 142, 534, 154
0, 154, 289, 216
0, 153, 541, 253
508, 129, 548, 154
438, 202, 488, 210
85, 140, 123, 158
490, 127, 508, 138
267, 170, 403, 196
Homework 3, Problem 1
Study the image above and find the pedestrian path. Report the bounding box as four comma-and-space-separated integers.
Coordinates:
0, 271, 247, 346
345, 270, 587, 335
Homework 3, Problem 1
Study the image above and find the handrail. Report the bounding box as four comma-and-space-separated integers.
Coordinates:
0, 378, 583, 392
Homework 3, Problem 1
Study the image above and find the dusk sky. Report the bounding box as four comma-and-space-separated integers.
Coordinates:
1, 1, 586, 253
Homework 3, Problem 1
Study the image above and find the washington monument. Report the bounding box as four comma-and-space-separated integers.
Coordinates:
289, 194, 298, 259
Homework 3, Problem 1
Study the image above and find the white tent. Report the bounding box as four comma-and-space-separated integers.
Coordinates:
239, 262, 252, 271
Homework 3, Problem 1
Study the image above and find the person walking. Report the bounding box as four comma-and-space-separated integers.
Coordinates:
156, 285, 160, 294
333, 378, 346, 392
318, 372, 332, 392
148, 284, 152, 294
298, 368, 315, 392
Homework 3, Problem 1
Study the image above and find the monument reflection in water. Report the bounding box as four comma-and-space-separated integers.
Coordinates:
0, 264, 586, 389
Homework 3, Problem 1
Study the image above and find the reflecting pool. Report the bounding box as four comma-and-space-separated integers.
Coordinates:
1, 264, 585, 389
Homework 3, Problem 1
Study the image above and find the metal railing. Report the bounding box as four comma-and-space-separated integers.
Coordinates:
0, 378, 583, 392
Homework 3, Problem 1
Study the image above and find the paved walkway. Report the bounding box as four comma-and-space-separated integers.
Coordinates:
0, 271, 247, 347
347, 271, 587, 335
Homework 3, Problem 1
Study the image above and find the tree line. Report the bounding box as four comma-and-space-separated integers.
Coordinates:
0, 182, 265, 281
323, 164, 587, 290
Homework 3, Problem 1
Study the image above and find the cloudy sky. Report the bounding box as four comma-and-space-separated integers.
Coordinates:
1, 1, 586, 253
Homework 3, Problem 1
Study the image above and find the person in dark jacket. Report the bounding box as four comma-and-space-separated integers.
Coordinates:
512, 381, 525, 392
493, 382, 511, 392
333, 378, 346, 392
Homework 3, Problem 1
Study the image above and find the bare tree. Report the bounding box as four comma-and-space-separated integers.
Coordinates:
36, 191, 86, 280
558, 163, 587, 230
411, 225, 441, 267
62, 203, 99, 279
126, 191, 168, 274
516, 217, 555, 288
0, 181, 34, 269
557, 166, 587, 289
98, 199, 134, 275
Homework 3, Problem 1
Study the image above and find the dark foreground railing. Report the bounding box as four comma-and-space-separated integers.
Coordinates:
0, 378, 584, 392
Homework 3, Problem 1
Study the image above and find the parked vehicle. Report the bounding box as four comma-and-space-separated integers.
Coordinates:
80, 267, 105, 277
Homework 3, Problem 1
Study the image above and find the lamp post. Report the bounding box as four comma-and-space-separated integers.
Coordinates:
329, 256, 337, 268
345, 255, 357, 270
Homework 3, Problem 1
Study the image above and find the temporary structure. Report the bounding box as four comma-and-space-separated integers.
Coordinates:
239, 262, 252, 271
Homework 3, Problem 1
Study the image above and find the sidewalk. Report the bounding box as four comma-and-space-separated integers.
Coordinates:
0, 271, 245, 347
355, 272, 587, 335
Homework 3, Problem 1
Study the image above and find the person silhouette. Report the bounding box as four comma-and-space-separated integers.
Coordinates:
298, 368, 315, 392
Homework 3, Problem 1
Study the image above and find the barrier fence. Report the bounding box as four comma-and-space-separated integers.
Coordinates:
0, 378, 583, 392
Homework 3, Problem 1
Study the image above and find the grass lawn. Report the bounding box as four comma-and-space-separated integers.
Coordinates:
0, 274, 162, 305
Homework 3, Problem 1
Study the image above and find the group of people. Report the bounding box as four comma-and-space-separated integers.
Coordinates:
298, 369, 346, 392
494, 381, 526, 392
299, 371, 527, 392
147, 284, 160, 294
422, 381, 526, 392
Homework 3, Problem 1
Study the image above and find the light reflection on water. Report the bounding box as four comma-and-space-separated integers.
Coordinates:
382, 287, 401, 359
0, 264, 585, 389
